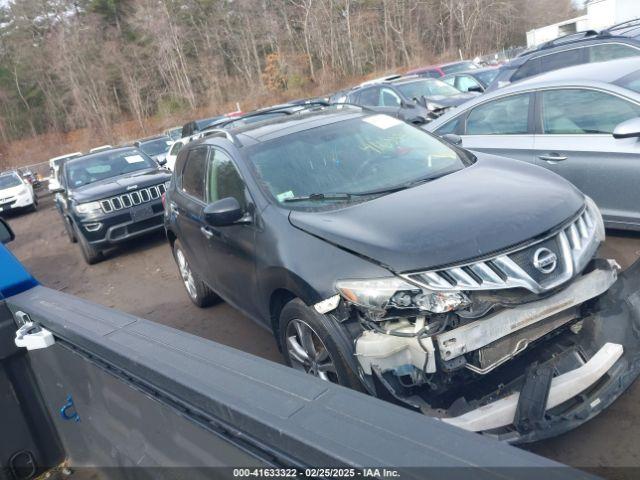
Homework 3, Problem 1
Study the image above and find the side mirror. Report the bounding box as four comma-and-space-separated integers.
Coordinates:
613, 118, 640, 139
203, 197, 244, 227
0, 218, 15, 244
441, 134, 463, 146
467, 85, 484, 93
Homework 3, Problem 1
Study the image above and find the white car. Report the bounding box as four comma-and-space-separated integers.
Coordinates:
48, 152, 83, 193
0, 171, 37, 213
165, 139, 185, 171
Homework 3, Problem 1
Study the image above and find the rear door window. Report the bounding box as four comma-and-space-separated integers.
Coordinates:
181, 148, 207, 200
537, 48, 584, 75
588, 43, 640, 62
465, 93, 531, 135
541, 88, 640, 134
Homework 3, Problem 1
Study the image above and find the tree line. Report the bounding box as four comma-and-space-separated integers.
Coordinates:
0, 0, 578, 144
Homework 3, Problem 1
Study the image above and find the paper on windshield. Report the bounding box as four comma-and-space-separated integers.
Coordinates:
124, 155, 145, 164
363, 114, 402, 129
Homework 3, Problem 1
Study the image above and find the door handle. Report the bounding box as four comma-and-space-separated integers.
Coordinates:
200, 226, 214, 239
538, 154, 568, 162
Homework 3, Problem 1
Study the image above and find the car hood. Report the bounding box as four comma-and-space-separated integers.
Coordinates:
70, 169, 171, 203
288, 155, 584, 273
427, 92, 479, 108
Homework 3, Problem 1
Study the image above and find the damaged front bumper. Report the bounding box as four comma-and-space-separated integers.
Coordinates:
362, 259, 640, 443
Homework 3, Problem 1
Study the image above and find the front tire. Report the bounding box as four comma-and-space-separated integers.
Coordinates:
279, 298, 362, 389
172, 240, 219, 307
73, 223, 103, 265
64, 216, 77, 243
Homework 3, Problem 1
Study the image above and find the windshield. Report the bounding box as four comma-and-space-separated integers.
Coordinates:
475, 69, 499, 85
442, 62, 478, 74
396, 79, 461, 99
247, 114, 467, 207
65, 150, 156, 188
139, 138, 171, 156
0, 173, 22, 190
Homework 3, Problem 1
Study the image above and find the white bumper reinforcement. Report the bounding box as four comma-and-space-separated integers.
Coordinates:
442, 342, 623, 432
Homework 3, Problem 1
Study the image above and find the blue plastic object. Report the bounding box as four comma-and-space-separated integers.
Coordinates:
0, 244, 38, 300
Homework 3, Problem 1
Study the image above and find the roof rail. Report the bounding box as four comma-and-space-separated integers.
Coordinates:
199, 128, 237, 144
538, 30, 599, 50
603, 18, 640, 34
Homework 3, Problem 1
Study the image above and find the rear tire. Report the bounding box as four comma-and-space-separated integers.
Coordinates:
278, 298, 363, 390
73, 223, 103, 265
172, 239, 219, 307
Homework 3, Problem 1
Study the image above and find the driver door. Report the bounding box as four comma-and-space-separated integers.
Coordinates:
200, 147, 259, 317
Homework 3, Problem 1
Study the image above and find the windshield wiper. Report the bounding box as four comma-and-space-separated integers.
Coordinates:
283, 193, 353, 203
349, 170, 457, 196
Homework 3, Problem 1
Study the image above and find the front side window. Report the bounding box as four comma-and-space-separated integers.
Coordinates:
456, 75, 481, 92
169, 141, 184, 156
181, 148, 207, 200
379, 88, 401, 107
541, 88, 640, 134
466, 94, 531, 135
357, 88, 379, 106
589, 43, 640, 62
435, 116, 462, 136
247, 114, 468, 208
65, 150, 156, 188
207, 149, 247, 210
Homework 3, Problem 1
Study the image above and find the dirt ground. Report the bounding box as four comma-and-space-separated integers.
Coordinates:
5, 192, 640, 473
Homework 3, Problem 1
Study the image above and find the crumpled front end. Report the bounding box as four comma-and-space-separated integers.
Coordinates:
332, 200, 640, 443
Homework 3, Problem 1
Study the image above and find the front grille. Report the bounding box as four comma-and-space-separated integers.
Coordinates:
100, 184, 166, 214
402, 205, 600, 294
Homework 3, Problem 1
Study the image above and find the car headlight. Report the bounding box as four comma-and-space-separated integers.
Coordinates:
336, 277, 469, 316
74, 201, 102, 214
585, 195, 605, 242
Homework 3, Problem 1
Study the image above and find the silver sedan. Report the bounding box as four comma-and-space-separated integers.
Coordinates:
424, 57, 640, 231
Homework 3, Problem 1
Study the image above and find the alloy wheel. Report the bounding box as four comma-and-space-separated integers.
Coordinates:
285, 319, 338, 382
176, 248, 197, 300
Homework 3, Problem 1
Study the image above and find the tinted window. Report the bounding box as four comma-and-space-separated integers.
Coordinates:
589, 43, 640, 62
541, 88, 640, 134
181, 148, 207, 200
380, 87, 401, 107
247, 114, 466, 207
207, 149, 246, 209
537, 48, 583, 75
466, 94, 531, 135
511, 58, 540, 82
358, 87, 379, 106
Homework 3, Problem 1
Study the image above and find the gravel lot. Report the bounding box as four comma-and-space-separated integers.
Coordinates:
5, 192, 640, 472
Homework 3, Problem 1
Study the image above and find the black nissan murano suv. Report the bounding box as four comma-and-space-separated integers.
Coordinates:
165, 104, 640, 443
